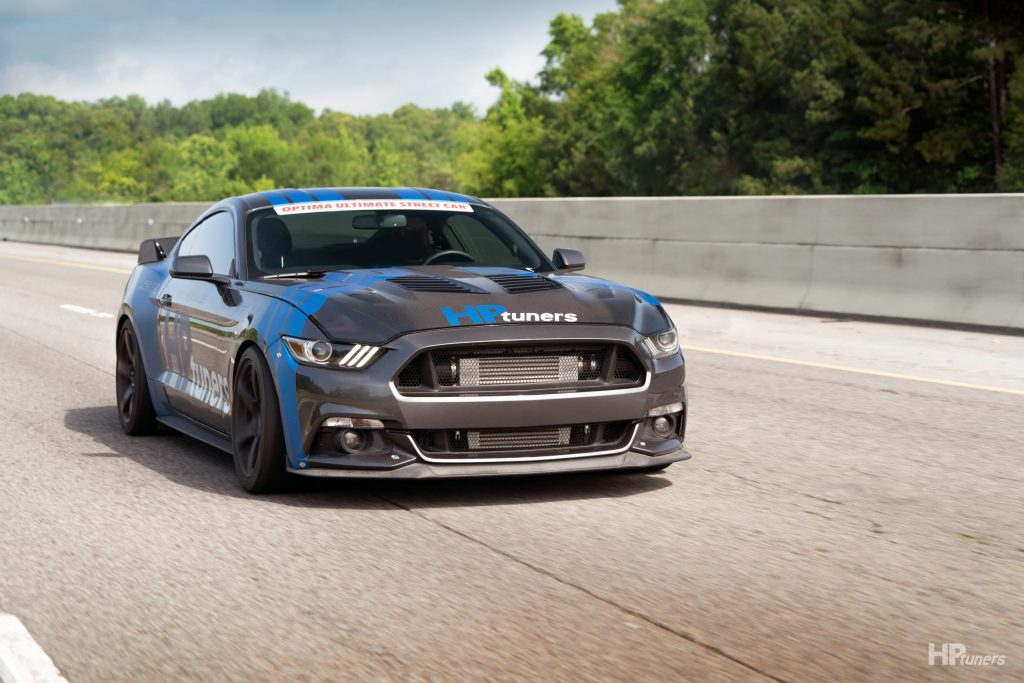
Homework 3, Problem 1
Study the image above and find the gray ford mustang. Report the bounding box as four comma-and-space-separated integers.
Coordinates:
116, 187, 689, 492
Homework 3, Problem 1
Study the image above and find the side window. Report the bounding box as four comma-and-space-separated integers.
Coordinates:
177, 212, 236, 275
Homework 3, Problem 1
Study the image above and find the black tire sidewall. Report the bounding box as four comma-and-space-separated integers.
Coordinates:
116, 321, 157, 435
231, 347, 287, 492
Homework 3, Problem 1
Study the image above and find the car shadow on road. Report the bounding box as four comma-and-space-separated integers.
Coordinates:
64, 405, 674, 509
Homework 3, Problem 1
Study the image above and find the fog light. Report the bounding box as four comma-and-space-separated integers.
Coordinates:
337, 429, 365, 454
652, 416, 675, 438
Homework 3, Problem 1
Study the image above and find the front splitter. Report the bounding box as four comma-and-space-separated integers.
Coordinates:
287, 448, 690, 479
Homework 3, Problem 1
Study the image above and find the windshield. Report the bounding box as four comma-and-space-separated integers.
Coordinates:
246, 204, 550, 277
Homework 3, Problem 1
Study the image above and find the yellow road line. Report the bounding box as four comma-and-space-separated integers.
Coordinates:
686, 345, 1024, 396
0, 253, 132, 275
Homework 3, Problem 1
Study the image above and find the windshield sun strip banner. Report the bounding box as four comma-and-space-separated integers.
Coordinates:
273, 199, 474, 215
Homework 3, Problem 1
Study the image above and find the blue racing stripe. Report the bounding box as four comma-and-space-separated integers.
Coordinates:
395, 187, 429, 199
282, 189, 316, 203
261, 191, 289, 206
306, 188, 344, 201
420, 188, 452, 201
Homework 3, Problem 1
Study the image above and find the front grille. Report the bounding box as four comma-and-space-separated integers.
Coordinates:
413, 420, 633, 459
395, 343, 644, 395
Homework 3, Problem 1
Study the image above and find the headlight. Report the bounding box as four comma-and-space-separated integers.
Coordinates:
282, 336, 383, 369
640, 326, 679, 359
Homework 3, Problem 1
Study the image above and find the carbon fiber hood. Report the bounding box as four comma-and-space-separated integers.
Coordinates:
250, 266, 672, 344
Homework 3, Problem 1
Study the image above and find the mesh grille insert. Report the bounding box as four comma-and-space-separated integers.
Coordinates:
396, 358, 425, 387
613, 352, 644, 381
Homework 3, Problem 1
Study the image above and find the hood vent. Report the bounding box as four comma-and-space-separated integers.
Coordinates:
389, 275, 478, 293
486, 274, 563, 293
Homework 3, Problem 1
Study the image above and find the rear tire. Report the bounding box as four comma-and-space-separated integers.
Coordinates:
231, 347, 288, 493
116, 320, 158, 435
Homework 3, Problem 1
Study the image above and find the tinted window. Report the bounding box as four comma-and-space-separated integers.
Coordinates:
177, 212, 236, 276
246, 206, 550, 276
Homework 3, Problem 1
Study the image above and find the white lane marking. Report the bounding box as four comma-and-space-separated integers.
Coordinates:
0, 614, 68, 683
59, 304, 114, 319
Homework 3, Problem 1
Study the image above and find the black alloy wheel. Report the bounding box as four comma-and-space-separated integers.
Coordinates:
231, 347, 288, 493
115, 321, 158, 435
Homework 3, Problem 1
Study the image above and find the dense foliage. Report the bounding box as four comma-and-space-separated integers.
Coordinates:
1, 0, 1021, 203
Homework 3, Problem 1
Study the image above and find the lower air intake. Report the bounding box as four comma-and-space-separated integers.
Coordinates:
412, 420, 632, 459
468, 426, 572, 450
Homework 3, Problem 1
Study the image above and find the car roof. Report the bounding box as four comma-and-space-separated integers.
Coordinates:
237, 186, 488, 211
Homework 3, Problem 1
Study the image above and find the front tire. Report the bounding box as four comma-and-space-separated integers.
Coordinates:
116, 320, 158, 435
231, 347, 288, 493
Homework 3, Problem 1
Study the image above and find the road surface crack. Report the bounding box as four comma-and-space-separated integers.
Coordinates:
366, 490, 789, 683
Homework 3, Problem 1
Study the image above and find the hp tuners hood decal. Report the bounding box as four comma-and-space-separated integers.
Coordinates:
442, 305, 577, 325
249, 265, 672, 343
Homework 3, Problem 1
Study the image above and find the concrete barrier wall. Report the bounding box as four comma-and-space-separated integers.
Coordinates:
503, 195, 1024, 330
0, 203, 208, 252
1, 195, 1022, 329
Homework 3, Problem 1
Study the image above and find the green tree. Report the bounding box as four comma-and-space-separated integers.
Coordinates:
476, 68, 552, 196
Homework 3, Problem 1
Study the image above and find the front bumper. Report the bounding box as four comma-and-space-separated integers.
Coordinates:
269, 323, 688, 478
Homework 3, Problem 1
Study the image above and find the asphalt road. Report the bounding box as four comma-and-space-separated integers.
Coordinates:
0, 242, 1021, 682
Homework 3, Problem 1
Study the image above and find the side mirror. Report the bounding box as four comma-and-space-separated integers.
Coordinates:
138, 236, 180, 264
552, 248, 586, 272
169, 255, 230, 285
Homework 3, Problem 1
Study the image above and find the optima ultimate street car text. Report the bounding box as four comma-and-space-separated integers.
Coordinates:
116, 187, 689, 492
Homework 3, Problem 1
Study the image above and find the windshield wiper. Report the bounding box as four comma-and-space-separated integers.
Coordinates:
261, 271, 329, 280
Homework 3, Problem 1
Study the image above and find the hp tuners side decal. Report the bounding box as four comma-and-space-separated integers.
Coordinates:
188, 357, 230, 414
441, 305, 578, 326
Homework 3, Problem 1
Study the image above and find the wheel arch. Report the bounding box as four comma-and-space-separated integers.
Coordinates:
230, 338, 262, 393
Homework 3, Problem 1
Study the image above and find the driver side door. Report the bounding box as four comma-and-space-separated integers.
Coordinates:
157, 211, 243, 434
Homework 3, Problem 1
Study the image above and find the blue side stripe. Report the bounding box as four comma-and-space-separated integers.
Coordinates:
307, 188, 344, 201
396, 187, 429, 199
262, 191, 289, 206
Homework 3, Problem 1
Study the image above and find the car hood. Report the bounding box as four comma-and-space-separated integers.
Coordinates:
247, 266, 672, 344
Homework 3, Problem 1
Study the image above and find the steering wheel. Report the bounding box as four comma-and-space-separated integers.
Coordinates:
423, 250, 474, 265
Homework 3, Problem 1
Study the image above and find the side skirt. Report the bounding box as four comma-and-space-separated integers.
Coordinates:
157, 414, 233, 454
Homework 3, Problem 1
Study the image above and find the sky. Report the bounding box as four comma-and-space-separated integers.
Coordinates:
0, 0, 616, 115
